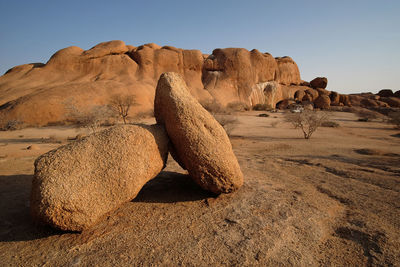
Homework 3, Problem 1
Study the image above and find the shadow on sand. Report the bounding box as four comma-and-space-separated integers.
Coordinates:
0, 174, 64, 242
133, 171, 215, 203
0, 171, 213, 242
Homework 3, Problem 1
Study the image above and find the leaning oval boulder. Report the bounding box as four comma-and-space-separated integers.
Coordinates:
31, 124, 169, 231
154, 72, 243, 194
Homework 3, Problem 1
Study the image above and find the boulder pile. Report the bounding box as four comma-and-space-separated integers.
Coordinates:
31, 73, 243, 231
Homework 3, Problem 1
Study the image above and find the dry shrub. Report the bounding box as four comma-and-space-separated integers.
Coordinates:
227, 101, 250, 112
44, 134, 63, 144
253, 103, 273, 111
200, 99, 226, 114
214, 114, 238, 136
66, 103, 112, 134
285, 110, 328, 139
0, 120, 24, 131
321, 121, 340, 128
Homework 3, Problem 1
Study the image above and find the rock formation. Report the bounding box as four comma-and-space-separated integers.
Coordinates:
310, 77, 328, 89
314, 95, 331, 109
1, 40, 399, 126
31, 124, 169, 231
0, 41, 306, 126
329, 91, 340, 106
377, 89, 394, 97
154, 72, 243, 194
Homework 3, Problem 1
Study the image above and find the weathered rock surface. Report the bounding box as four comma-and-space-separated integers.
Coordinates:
154, 72, 243, 194
274, 56, 301, 85
377, 89, 394, 97
310, 77, 328, 89
305, 88, 319, 101
339, 94, 351, 106
31, 124, 169, 231
302, 93, 313, 102
277, 99, 295, 110
360, 98, 379, 108
329, 91, 340, 105
315, 88, 330, 96
202, 49, 301, 106
314, 95, 331, 109
294, 90, 306, 101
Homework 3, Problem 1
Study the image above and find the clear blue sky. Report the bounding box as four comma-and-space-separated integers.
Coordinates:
0, 0, 399, 94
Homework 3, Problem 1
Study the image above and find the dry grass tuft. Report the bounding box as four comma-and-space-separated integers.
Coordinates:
214, 114, 238, 136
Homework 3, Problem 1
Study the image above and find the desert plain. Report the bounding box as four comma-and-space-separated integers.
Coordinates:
0, 110, 399, 266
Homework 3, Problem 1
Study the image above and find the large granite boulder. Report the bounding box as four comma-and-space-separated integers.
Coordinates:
154, 72, 243, 194
31, 124, 169, 231
310, 77, 328, 89
314, 95, 331, 109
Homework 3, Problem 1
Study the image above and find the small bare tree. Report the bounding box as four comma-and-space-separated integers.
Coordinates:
108, 94, 136, 124
285, 110, 328, 139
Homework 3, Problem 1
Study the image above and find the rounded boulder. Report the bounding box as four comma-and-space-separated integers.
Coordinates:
314, 95, 331, 109
31, 124, 169, 231
310, 77, 328, 89
154, 72, 243, 194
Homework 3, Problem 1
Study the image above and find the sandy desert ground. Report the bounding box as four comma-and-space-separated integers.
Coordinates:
0, 111, 399, 266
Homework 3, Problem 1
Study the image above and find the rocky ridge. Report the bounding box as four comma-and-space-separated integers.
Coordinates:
0, 40, 399, 126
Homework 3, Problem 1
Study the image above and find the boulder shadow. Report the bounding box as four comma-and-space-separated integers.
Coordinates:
133, 171, 216, 203
0, 174, 64, 242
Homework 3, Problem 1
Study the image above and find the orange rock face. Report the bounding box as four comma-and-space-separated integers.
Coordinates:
0, 40, 304, 125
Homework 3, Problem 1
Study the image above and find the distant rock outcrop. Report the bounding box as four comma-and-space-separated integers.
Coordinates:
329, 91, 340, 106
377, 89, 394, 97
314, 95, 331, 109
154, 72, 243, 194
31, 124, 169, 231
310, 77, 328, 89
